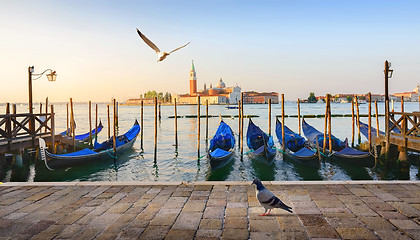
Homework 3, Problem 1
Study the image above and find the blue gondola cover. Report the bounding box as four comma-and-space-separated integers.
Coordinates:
209, 121, 235, 157
302, 119, 346, 151
275, 119, 305, 152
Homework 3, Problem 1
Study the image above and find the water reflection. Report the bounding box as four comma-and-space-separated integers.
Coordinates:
206, 157, 235, 181
329, 161, 373, 180
250, 157, 277, 181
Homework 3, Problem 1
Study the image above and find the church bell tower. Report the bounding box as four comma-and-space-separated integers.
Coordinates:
189, 60, 197, 96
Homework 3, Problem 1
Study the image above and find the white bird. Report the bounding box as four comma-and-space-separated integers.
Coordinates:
252, 179, 293, 216
136, 28, 190, 62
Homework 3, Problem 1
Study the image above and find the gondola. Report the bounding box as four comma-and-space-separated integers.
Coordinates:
357, 120, 385, 140
60, 121, 104, 142
302, 118, 347, 152
246, 119, 276, 164
302, 119, 374, 167
275, 119, 320, 168
330, 146, 375, 167
208, 120, 235, 169
39, 120, 140, 170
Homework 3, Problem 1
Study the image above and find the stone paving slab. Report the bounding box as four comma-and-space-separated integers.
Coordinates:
0, 181, 419, 239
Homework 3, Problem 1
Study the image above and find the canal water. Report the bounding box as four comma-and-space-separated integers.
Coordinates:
1, 101, 419, 182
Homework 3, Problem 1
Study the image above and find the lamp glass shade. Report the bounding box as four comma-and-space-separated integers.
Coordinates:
47, 72, 57, 81
388, 69, 394, 78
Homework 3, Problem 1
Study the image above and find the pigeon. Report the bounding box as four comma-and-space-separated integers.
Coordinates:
136, 28, 190, 62
252, 179, 293, 216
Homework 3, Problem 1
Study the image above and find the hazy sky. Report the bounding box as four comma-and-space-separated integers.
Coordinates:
1, 0, 419, 103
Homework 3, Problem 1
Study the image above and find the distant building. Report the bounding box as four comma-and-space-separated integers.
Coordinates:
392, 84, 419, 102
243, 91, 279, 104
175, 61, 242, 104
125, 98, 154, 105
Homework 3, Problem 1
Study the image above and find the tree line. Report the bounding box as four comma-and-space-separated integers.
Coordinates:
140, 91, 172, 103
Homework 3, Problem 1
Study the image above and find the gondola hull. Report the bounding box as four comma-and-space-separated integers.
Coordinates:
44, 137, 136, 169
248, 145, 276, 165
331, 147, 375, 168
208, 149, 235, 169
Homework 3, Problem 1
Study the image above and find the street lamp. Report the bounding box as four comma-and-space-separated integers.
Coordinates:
28, 66, 57, 133
384, 60, 393, 158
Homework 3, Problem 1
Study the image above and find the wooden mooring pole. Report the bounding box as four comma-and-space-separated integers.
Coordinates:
45, 97, 48, 133
281, 94, 285, 149
154, 97, 158, 162
51, 105, 55, 154
297, 99, 301, 135
368, 92, 372, 152
141, 100, 144, 150
113, 99, 117, 157
328, 95, 332, 153
174, 98, 178, 148
158, 102, 161, 121
241, 93, 244, 156
375, 101, 379, 137
355, 95, 361, 144
351, 98, 355, 148
39, 103, 42, 115
197, 96, 201, 158
268, 98, 272, 136
95, 104, 98, 140
89, 101, 92, 146
66, 103, 69, 136
401, 96, 404, 112
70, 98, 75, 151
107, 104, 110, 139
12, 104, 16, 130
323, 94, 329, 153
206, 99, 209, 141
6, 104, 11, 151
238, 100, 241, 149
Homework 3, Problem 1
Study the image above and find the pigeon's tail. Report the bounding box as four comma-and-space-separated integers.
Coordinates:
278, 202, 293, 213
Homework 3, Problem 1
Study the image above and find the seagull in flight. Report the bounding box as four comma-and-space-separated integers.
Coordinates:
136, 28, 190, 62
252, 179, 293, 216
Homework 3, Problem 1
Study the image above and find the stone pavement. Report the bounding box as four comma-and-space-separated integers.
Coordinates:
0, 181, 420, 240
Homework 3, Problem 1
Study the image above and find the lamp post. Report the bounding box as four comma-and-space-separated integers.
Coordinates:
384, 60, 393, 158
28, 66, 57, 134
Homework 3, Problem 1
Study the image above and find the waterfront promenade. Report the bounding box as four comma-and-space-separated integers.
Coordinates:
0, 181, 419, 239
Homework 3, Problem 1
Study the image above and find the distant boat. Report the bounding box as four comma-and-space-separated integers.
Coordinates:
246, 119, 276, 164
226, 105, 239, 109
357, 99, 367, 104
208, 120, 235, 169
275, 118, 320, 168
40, 120, 140, 169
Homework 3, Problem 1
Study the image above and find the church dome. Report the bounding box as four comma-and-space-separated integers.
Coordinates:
216, 78, 226, 88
